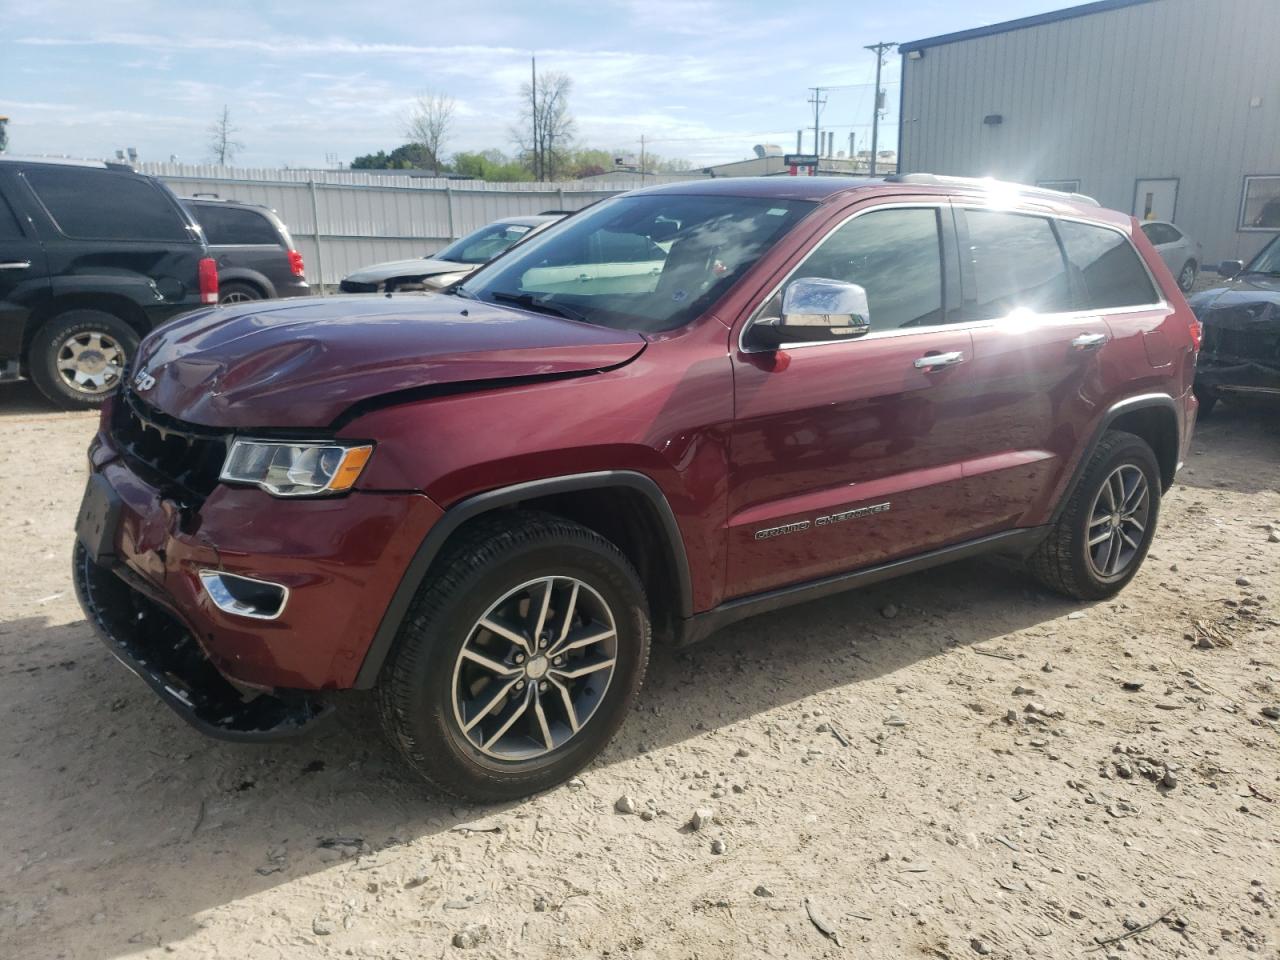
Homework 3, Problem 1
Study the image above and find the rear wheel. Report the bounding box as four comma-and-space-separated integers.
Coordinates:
27, 309, 138, 409
1178, 260, 1197, 292
218, 281, 263, 305
1028, 431, 1161, 600
377, 512, 650, 801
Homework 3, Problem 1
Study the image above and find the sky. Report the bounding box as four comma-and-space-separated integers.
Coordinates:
2, 0, 1073, 170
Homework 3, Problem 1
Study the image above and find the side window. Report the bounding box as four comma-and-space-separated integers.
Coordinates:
964, 210, 1071, 318
781, 207, 945, 330
193, 205, 281, 246
24, 168, 190, 242
0, 193, 24, 240
1057, 220, 1159, 309
1142, 223, 1178, 245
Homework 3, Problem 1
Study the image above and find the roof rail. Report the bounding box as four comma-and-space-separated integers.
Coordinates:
0, 155, 138, 173
885, 173, 1100, 207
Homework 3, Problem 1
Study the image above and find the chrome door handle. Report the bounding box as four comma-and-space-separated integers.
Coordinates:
0, 261, 31, 270
914, 351, 965, 370
1071, 332, 1108, 350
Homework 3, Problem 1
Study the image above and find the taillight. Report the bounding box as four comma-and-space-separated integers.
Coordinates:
287, 249, 305, 278
198, 257, 219, 304
1189, 316, 1202, 351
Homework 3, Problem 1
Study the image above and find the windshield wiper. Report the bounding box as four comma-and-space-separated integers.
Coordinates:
488, 291, 590, 325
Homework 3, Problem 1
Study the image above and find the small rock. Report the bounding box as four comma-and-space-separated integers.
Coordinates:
1161, 770, 1179, 789
615, 794, 638, 815
881, 603, 899, 619
1195, 635, 1215, 649
1268, 532, 1280, 543
1236, 576, 1252, 587
1041, 662, 1054, 673
971, 937, 992, 955
754, 885, 775, 898
1005, 709, 1019, 724
1261, 706, 1280, 720
1121, 681, 1144, 691
1067, 611, 1085, 620
689, 808, 714, 831
1013, 685, 1036, 696
640, 810, 655, 822
1115, 762, 1133, 779
710, 839, 726, 855
1069, 909, 1086, 920
452, 925, 490, 949
312, 917, 333, 937
1024, 702, 1046, 715
884, 716, 908, 727
533, 897, 548, 912
735, 747, 750, 758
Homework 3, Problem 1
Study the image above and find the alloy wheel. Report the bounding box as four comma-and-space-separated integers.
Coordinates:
451, 576, 618, 761
220, 290, 255, 304
56, 330, 125, 395
1086, 464, 1150, 580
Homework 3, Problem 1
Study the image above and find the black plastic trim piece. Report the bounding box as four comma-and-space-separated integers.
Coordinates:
674, 526, 1050, 647
1052, 392, 1179, 523
353, 470, 694, 689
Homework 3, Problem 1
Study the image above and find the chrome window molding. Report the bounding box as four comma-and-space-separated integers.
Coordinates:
738, 200, 1169, 356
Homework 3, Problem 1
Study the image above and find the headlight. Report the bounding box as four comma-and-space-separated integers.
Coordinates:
220, 439, 374, 497
425, 271, 472, 289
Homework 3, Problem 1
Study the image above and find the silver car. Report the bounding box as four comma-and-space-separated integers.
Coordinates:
1140, 221, 1201, 292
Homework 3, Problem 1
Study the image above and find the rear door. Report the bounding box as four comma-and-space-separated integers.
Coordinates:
726, 200, 976, 599
0, 172, 49, 368
958, 206, 1158, 532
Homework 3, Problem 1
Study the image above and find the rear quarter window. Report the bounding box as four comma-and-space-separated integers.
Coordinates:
24, 167, 191, 242
189, 204, 281, 246
1057, 220, 1159, 309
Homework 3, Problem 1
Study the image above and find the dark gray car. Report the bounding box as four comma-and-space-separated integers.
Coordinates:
182, 198, 310, 303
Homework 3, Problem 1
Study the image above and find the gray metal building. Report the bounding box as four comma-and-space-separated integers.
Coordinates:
898, 0, 1280, 265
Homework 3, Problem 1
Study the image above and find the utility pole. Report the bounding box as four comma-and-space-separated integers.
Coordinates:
864, 42, 895, 177
640, 133, 646, 180
530, 55, 539, 180
807, 87, 827, 161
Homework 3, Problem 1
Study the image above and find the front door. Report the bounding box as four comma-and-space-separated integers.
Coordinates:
1133, 178, 1178, 223
727, 203, 975, 599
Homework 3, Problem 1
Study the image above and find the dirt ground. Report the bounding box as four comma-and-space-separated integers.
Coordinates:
0, 380, 1276, 960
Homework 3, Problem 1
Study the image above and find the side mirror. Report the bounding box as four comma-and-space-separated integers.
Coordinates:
751, 277, 871, 349
1217, 260, 1244, 279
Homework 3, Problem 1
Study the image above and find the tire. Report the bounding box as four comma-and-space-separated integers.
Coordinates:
1177, 260, 1197, 293
218, 281, 263, 305
376, 511, 650, 801
1028, 430, 1161, 601
27, 309, 139, 410
1195, 389, 1218, 417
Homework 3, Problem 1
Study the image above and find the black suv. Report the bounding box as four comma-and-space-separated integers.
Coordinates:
0, 157, 216, 408
182, 198, 309, 304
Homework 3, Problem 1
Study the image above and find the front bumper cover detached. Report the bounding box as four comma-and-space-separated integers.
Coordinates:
73, 542, 332, 741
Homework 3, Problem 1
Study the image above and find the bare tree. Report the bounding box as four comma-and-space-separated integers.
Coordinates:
404, 92, 455, 176
207, 105, 244, 166
515, 70, 575, 181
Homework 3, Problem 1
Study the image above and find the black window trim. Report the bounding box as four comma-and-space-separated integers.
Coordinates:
954, 203, 1166, 319
188, 203, 282, 247
739, 200, 962, 354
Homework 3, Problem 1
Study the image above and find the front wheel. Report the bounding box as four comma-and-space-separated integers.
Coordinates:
377, 512, 650, 801
1028, 431, 1161, 600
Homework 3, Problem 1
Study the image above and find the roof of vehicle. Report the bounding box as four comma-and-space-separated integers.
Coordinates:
630, 174, 1110, 216
900, 0, 1159, 54
0, 154, 136, 173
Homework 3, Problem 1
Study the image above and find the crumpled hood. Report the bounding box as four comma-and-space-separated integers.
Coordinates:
344, 257, 469, 285
132, 294, 645, 428
1189, 275, 1280, 320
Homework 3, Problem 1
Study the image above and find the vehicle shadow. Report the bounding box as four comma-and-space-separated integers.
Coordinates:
2, 556, 1088, 958
0, 381, 95, 419
1177, 401, 1280, 496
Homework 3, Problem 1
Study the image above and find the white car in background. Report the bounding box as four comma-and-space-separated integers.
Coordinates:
1140, 220, 1201, 292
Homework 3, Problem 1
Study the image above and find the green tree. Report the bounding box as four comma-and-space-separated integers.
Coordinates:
351, 142, 438, 170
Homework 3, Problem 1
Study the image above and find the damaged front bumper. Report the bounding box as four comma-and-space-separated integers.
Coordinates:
73, 539, 333, 741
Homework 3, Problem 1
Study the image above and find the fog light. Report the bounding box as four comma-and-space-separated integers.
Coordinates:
199, 570, 289, 620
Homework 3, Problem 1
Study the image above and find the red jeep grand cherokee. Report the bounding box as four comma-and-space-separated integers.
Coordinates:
74, 175, 1199, 799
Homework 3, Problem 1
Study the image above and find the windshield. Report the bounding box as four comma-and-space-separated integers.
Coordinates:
1244, 235, 1280, 275
436, 221, 540, 264
457, 193, 816, 332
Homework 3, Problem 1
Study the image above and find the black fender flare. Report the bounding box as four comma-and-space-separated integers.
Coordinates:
1052, 392, 1180, 523
353, 470, 693, 689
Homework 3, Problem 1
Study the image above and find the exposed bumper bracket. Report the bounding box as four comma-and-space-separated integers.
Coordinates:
73, 543, 332, 741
